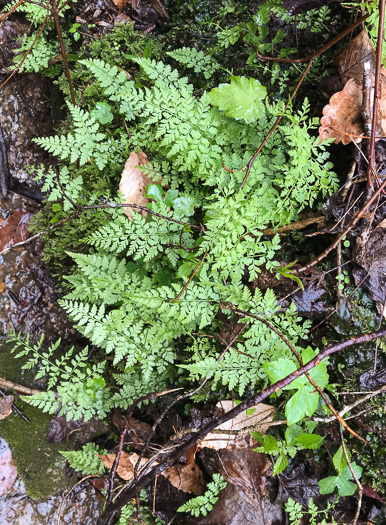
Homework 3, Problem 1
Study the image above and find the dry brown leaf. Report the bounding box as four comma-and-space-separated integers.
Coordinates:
197, 400, 274, 450
111, 0, 129, 11
99, 449, 204, 494
319, 79, 364, 145
320, 30, 386, 144
162, 463, 205, 495
98, 451, 149, 480
0, 395, 13, 420
119, 150, 161, 221
0, 283, 5, 293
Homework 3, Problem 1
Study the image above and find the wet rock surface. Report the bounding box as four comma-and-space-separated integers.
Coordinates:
0, 471, 100, 525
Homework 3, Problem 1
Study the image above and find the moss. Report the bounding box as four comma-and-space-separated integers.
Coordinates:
0, 340, 74, 499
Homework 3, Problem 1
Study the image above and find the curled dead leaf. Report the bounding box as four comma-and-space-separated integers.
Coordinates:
98, 451, 149, 481
319, 79, 364, 145
119, 150, 161, 221
320, 30, 386, 144
98, 450, 204, 494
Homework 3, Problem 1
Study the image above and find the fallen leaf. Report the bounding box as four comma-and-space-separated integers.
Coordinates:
194, 448, 282, 524
335, 30, 375, 84
319, 79, 364, 144
162, 463, 205, 495
98, 451, 148, 481
0, 209, 33, 251
111, 0, 129, 11
320, 30, 386, 144
119, 150, 161, 221
197, 400, 274, 450
0, 395, 13, 420
0, 282, 5, 293
0, 439, 17, 496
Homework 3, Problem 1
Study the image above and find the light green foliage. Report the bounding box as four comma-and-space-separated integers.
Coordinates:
13, 36, 59, 72
14, 4, 343, 495
34, 165, 83, 211
319, 445, 363, 496
264, 347, 329, 424
178, 474, 227, 517
35, 102, 116, 169
9, 333, 108, 421
209, 76, 267, 123
167, 46, 221, 79
285, 497, 338, 525
60, 443, 107, 475
253, 424, 324, 474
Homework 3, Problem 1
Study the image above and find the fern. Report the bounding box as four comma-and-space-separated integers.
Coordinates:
178, 474, 227, 517
167, 47, 221, 79
35, 102, 116, 169
9, 333, 108, 421
60, 443, 107, 475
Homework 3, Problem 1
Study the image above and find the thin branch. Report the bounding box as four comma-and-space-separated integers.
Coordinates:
367, 0, 385, 188
51, 0, 76, 106
0, 202, 202, 257
0, 376, 41, 395
339, 425, 363, 525
171, 250, 208, 301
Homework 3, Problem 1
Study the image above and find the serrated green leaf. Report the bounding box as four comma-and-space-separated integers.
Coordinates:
146, 184, 163, 203
174, 195, 195, 216
286, 386, 319, 425
295, 433, 324, 449
285, 424, 302, 445
263, 434, 279, 454
209, 76, 267, 123
90, 101, 114, 124
333, 446, 349, 475
164, 189, 179, 207
318, 476, 337, 495
273, 453, 288, 475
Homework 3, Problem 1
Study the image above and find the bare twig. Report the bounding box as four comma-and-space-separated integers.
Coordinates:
0, 376, 41, 395
339, 425, 363, 525
0, 202, 202, 257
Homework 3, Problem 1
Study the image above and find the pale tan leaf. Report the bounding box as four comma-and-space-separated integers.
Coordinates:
197, 401, 274, 450
161, 463, 205, 495
0, 395, 13, 420
319, 79, 364, 145
119, 150, 161, 221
